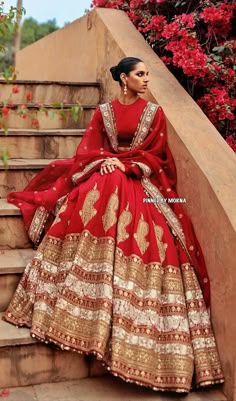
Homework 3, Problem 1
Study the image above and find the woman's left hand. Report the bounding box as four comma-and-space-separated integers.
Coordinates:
100, 157, 125, 175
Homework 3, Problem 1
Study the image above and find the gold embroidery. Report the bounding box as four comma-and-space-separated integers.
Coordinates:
153, 223, 168, 263
54, 194, 68, 216
79, 183, 100, 226
102, 186, 119, 232
100, 102, 159, 153
141, 177, 189, 257
134, 213, 149, 255
72, 159, 104, 185
131, 102, 159, 149
28, 206, 49, 245
4, 228, 224, 391
100, 103, 119, 152
117, 203, 132, 243
51, 198, 68, 227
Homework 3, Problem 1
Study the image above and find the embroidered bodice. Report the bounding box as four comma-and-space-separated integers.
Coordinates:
111, 98, 148, 147
100, 98, 158, 153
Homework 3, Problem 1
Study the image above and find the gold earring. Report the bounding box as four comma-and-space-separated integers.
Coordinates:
124, 83, 127, 95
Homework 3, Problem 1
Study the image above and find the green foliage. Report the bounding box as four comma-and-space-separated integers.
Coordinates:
20, 17, 59, 49
0, 14, 59, 72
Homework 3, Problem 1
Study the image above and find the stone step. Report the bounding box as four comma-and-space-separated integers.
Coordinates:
0, 312, 89, 388
2, 376, 227, 401
0, 199, 31, 249
0, 158, 56, 197
2, 104, 95, 129
0, 80, 101, 105
0, 128, 84, 159
0, 248, 34, 312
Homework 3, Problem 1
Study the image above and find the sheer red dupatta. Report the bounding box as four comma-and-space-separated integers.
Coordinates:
7, 101, 210, 306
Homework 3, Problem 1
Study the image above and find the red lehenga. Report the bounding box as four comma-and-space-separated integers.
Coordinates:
3, 97, 224, 392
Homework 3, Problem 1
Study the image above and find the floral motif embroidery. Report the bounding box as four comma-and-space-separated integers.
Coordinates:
153, 223, 168, 263
102, 186, 119, 232
79, 183, 100, 226
117, 203, 132, 243
134, 213, 150, 255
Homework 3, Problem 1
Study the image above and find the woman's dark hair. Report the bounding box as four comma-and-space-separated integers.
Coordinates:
110, 57, 143, 85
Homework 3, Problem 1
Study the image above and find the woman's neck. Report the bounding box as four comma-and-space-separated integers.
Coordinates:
118, 91, 139, 105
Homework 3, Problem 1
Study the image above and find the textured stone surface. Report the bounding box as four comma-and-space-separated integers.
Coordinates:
0, 273, 22, 311
0, 249, 34, 311
3, 106, 94, 129
0, 129, 84, 159
0, 248, 33, 273
0, 81, 101, 105
0, 312, 36, 346
0, 343, 88, 388
32, 377, 226, 401
0, 216, 30, 249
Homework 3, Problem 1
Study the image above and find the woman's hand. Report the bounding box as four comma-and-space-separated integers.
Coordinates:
100, 157, 125, 176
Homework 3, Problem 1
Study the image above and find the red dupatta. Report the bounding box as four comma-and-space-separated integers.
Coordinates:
7, 99, 210, 306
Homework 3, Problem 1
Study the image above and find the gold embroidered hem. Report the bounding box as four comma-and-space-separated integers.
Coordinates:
4, 229, 224, 392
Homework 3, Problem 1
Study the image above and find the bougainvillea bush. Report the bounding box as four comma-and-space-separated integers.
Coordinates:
91, 0, 236, 152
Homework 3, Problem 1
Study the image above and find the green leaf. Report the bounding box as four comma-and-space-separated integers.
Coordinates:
3, 124, 8, 136
48, 110, 55, 120
71, 105, 80, 122
52, 102, 63, 109
0, 147, 9, 169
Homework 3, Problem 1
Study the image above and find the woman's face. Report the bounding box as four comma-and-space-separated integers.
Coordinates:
123, 62, 149, 94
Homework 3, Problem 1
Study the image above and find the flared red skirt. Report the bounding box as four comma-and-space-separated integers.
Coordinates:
4, 169, 224, 392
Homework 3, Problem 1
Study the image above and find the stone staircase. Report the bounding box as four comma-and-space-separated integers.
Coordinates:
0, 80, 227, 400
0, 79, 105, 388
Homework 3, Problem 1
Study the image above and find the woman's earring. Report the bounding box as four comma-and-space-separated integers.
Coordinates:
124, 83, 127, 96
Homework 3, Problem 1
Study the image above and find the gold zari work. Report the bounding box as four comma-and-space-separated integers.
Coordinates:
79, 183, 100, 226
102, 186, 119, 232
5, 230, 223, 392
134, 214, 150, 255
117, 203, 132, 243
153, 223, 168, 263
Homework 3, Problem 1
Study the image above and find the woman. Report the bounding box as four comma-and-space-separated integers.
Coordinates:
3, 57, 224, 392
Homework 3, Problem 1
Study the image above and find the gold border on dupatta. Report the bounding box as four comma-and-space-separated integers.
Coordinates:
100, 101, 159, 153
71, 159, 105, 185
100, 103, 119, 152
130, 102, 159, 149
132, 161, 152, 177
141, 177, 193, 262
28, 206, 49, 245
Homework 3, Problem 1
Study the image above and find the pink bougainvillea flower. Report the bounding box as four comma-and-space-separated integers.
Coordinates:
0, 388, 10, 397
12, 85, 19, 94
26, 91, 32, 101
226, 135, 236, 152
1, 107, 10, 119
32, 118, 39, 128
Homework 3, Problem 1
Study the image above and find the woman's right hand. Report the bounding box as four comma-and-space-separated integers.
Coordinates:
100, 157, 125, 176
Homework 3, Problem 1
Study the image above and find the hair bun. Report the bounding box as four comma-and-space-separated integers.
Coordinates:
110, 65, 120, 82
